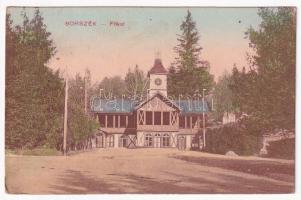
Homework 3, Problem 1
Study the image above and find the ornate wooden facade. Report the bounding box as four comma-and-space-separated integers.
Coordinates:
91, 58, 210, 150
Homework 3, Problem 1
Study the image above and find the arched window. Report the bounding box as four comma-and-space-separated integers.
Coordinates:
162, 133, 170, 147
145, 133, 153, 147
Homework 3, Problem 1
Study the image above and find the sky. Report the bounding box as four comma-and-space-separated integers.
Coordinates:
7, 7, 262, 83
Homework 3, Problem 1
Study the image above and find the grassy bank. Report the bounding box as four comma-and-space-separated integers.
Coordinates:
6, 148, 62, 156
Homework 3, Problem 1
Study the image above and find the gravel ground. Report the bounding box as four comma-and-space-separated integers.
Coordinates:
5, 148, 294, 194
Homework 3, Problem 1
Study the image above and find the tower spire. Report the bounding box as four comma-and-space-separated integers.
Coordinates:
155, 51, 161, 60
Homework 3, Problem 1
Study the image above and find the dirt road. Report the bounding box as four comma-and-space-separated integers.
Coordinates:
5, 148, 294, 194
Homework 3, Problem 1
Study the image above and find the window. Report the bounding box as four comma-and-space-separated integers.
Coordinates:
145, 133, 153, 147
119, 135, 127, 147
107, 115, 113, 128
146, 111, 153, 125
96, 134, 104, 148
192, 116, 197, 128
107, 135, 114, 147
114, 115, 118, 127
154, 112, 161, 125
162, 133, 170, 147
120, 115, 126, 128
99, 114, 105, 127
163, 112, 170, 125
128, 114, 135, 128
179, 116, 185, 128
191, 136, 199, 149
186, 116, 191, 128
199, 136, 204, 150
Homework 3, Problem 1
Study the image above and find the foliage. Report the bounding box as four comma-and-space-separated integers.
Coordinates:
5, 9, 98, 151
168, 10, 215, 97
93, 65, 148, 100
5, 9, 65, 149
68, 74, 99, 145
205, 123, 262, 156
231, 8, 296, 131
6, 148, 61, 156
124, 65, 148, 100
266, 138, 295, 160
97, 76, 126, 98
213, 71, 236, 120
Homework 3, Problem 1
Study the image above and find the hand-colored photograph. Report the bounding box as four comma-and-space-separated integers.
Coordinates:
5, 6, 296, 194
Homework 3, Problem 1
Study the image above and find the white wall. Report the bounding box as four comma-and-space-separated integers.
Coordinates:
185, 135, 191, 150
114, 134, 120, 148
222, 112, 236, 124
136, 131, 144, 147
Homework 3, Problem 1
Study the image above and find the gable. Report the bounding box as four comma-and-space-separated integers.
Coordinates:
137, 96, 178, 112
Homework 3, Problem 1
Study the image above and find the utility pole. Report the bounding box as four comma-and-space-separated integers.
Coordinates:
202, 88, 207, 149
63, 72, 68, 156
84, 76, 87, 114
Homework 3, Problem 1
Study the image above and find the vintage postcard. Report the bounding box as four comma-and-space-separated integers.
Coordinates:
3, 5, 296, 195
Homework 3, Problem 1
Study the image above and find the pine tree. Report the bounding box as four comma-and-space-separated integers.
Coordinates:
168, 10, 214, 97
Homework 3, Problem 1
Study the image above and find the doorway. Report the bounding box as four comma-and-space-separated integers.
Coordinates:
154, 133, 161, 148
177, 135, 186, 150
119, 135, 127, 147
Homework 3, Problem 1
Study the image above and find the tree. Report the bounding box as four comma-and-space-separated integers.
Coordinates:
5, 9, 64, 149
68, 74, 99, 148
168, 10, 214, 97
124, 65, 148, 100
213, 70, 236, 121
98, 76, 126, 98
243, 8, 296, 130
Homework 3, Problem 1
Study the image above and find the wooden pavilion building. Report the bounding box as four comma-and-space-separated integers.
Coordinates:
90, 58, 210, 150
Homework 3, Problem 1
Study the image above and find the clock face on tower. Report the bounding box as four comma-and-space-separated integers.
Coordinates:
155, 78, 162, 86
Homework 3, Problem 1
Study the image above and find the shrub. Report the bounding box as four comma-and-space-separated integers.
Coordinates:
267, 138, 295, 160
205, 124, 262, 156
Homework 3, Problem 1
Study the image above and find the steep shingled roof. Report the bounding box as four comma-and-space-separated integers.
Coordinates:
148, 58, 168, 75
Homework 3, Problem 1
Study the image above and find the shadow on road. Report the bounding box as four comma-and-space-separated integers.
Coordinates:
50, 161, 294, 194
171, 155, 295, 183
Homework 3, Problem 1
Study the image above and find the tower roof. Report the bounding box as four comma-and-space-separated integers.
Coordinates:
148, 58, 168, 75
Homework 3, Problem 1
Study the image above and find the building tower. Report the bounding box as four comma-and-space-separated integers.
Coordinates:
148, 58, 168, 97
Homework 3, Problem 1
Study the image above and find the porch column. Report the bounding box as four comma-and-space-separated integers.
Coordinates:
105, 115, 107, 128
126, 115, 128, 127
